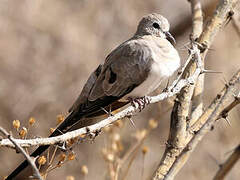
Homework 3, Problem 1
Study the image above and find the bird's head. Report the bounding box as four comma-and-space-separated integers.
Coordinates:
135, 13, 176, 44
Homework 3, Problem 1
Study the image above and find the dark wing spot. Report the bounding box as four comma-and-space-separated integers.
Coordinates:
109, 68, 117, 84
94, 64, 102, 77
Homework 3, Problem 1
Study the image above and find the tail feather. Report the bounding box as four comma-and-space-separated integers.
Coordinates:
6, 94, 132, 179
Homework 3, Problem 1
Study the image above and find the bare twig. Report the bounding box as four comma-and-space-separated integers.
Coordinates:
213, 144, 240, 180
232, 15, 240, 37
231, 4, 240, 38
152, 43, 202, 180
171, 1, 218, 38
191, 0, 203, 40
152, 0, 239, 180
0, 127, 43, 180
152, 1, 205, 177
219, 93, 240, 119
190, 84, 239, 132
163, 69, 240, 180
115, 129, 148, 180
190, 0, 205, 124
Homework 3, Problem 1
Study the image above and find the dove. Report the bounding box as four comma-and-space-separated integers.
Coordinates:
6, 13, 180, 179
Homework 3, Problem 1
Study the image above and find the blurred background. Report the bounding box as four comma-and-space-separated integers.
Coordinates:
0, 0, 239, 179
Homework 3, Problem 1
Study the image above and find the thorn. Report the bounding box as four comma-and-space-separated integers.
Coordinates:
55, 128, 64, 135
233, 92, 240, 100
101, 107, 113, 116
224, 10, 234, 27
220, 75, 228, 85
109, 105, 112, 115
207, 153, 220, 167
207, 48, 215, 51
201, 69, 222, 74
194, 42, 208, 53
94, 129, 102, 137
224, 146, 236, 156
162, 79, 170, 92
101, 107, 109, 114
223, 117, 231, 127
57, 142, 67, 151
186, 145, 192, 151
85, 127, 90, 134
128, 117, 136, 128
89, 130, 100, 142
210, 125, 214, 131
179, 42, 191, 51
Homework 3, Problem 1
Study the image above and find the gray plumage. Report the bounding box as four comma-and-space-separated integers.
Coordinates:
6, 13, 180, 180
69, 13, 180, 113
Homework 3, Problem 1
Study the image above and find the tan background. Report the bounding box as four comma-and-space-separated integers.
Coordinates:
0, 0, 239, 179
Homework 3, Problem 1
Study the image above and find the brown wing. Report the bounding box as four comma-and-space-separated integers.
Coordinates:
89, 40, 153, 101
69, 39, 153, 118
68, 64, 102, 112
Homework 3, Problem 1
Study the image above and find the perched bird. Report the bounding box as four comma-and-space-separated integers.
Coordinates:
6, 13, 180, 179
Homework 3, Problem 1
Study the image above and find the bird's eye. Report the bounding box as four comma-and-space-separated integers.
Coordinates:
153, 22, 160, 29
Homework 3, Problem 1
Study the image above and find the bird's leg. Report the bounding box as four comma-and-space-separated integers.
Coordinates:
143, 96, 151, 105
128, 96, 151, 112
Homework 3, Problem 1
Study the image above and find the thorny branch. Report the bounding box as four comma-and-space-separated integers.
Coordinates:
0, 48, 202, 149
190, 0, 205, 123
114, 129, 149, 180
213, 144, 240, 180
0, 127, 43, 180
164, 69, 240, 180
152, 0, 240, 180
231, 4, 240, 38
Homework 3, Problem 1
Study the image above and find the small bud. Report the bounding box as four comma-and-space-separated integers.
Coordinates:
66, 176, 75, 180
112, 133, 120, 142
101, 148, 115, 162
80, 134, 86, 139
66, 139, 75, 147
103, 126, 112, 133
50, 128, 55, 134
59, 153, 66, 162
57, 162, 63, 167
38, 156, 46, 165
81, 165, 88, 175
28, 117, 36, 126
12, 120, 20, 130
106, 153, 115, 162
142, 146, 149, 155
134, 129, 147, 141
117, 141, 124, 152
57, 114, 65, 125
111, 142, 118, 152
19, 127, 27, 138
148, 119, 158, 129
68, 152, 75, 161
114, 120, 123, 128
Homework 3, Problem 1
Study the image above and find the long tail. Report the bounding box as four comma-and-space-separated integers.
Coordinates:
6, 94, 130, 179
6, 111, 81, 180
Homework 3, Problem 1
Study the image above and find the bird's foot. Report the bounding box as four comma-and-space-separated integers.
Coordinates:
128, 96, 151, 112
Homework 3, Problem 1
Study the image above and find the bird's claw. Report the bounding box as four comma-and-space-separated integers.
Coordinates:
129, 96, 151, 112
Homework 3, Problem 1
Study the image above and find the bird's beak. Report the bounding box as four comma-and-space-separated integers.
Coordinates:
165, 31, 176, 45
